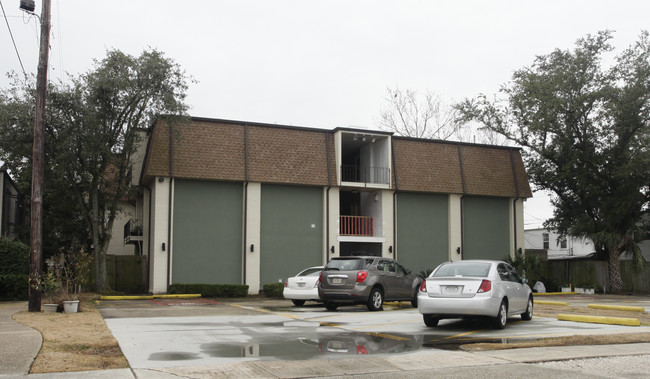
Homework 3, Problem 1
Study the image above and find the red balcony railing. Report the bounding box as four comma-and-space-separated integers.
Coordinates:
340, 216, 374, 236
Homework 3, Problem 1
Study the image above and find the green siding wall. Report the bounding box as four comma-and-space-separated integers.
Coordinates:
462, 196, 510, 260
396, 192, 449, 275
260, 184, 323, 286
172, 180, 243, 284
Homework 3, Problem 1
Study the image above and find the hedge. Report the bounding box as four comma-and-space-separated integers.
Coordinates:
168, 283, 249, 297
0, 238, 30, 300
262, 282, 284, 298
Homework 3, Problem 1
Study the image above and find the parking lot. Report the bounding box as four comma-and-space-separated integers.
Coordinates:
98, 296, 650, 369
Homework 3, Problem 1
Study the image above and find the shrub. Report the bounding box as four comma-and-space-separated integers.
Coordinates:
168, 283, 249, 297
0, 238, 30, 300
262, 283, 284, 298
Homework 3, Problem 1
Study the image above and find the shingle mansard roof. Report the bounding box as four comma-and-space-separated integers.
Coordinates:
142, 117, 532, 198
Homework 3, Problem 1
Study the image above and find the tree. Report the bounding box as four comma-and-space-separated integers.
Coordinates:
0, 49, 191, 291
456, 31, 650, 293
378, 87, 462, 140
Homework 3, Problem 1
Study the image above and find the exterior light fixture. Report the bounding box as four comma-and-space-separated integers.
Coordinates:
20, 0, 35, 12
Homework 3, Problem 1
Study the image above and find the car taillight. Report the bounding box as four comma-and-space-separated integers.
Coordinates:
478, 279, 492, 293
356, 345, 368, 355
419, 280, 427, 292
357, 271, 368, 282
284, 280, 288, 287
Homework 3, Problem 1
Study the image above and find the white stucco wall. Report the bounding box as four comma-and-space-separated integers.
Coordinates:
448, 194, 462, 261
245, 183, 261, 294
326, 187, 340, 260
149, 177, 172, 294
106, 202, 137, 256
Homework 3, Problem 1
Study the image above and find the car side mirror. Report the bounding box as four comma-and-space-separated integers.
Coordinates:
522, 278, 528, 285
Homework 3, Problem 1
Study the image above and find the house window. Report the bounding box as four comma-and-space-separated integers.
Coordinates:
560, 238, 567, 249
542, 233, 549, 249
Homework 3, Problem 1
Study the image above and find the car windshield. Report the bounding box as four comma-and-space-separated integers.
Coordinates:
432, 262, 491, 278
325, 258, 373, 271
297, 268, 322, 277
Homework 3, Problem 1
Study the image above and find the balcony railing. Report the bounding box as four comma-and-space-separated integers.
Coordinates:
340, 165, 390, 185
340, 216, 374, 236
123, 219, 143, 244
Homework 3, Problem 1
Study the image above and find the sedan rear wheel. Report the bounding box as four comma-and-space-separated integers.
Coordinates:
493, 300, 508, 329
521, 297, 533, 321
291, 300, 305, 307
423, 314, 439, 327
367, 288, 384, 311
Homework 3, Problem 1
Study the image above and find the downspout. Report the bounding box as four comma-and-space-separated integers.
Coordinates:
510, 150, 521, 256
458, 144, 467, 259
243, 124, 249, 284
143, 184, 152, 293
391, 138, 398, 260
325, 133, 331, 260
167, 122, 174, 290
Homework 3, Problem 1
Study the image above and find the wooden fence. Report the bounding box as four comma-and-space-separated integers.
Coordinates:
89, 255, 148, 294
542, 259, 650, 294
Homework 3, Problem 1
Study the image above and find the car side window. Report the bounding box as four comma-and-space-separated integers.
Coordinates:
395, 263, 405, 275
497, 263, 512, 282
378, 260, 394, 272
506, 264, 524, 284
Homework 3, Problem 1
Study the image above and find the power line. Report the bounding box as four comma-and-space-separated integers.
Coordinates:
0, 0, 28, 78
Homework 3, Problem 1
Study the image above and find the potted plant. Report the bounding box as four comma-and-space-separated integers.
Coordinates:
33, 270, 61, 312
38, 250, 91, 313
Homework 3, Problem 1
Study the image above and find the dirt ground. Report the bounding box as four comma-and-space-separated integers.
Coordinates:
12, 294, 128, 374
11, 296, 650, 373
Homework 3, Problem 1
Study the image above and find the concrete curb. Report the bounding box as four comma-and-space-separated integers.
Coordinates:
534, 300, 568, 306
588, 304, 646, 313
100, 294, 201, 300
558, 313, 641, 326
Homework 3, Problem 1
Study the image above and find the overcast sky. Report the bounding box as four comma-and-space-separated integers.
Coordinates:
2, 0, 649, 228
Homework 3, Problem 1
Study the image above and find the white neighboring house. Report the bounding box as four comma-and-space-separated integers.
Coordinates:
106, 130, 148, 256
525, 227, 650, 262
524, 228, 595, 259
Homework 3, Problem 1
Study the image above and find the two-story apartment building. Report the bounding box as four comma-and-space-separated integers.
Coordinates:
132, 117, 532, 294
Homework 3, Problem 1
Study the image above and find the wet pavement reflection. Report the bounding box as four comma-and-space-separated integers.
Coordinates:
175, 331, 423, 361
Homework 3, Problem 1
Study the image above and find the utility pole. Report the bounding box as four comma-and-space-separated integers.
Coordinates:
28, 0, 51, 312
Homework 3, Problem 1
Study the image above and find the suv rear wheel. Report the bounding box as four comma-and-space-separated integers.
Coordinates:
367, 287, 384, 311
324, 301, 338, 311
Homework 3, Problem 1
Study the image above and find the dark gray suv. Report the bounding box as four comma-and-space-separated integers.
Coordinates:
318, 256, 422, 311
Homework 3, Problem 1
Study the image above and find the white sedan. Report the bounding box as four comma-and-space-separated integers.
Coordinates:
418, 260, 533, 329
283, 266, 323, 306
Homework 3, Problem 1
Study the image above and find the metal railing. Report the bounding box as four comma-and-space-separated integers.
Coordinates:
123, 219, 143, 244
340, 165, 390, 185
340, 215, 374, 236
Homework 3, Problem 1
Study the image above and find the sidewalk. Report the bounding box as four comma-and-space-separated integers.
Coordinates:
0, 303, 41, 376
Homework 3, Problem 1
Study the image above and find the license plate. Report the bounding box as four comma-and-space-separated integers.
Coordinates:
297, 282, 305, 288
332, 278, 342, 284
444, 285, 461, 294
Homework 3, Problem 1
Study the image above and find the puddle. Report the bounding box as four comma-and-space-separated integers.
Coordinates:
149, 351, 201, 361
199, 331, 423, 360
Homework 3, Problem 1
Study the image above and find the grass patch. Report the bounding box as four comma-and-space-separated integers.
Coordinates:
12, 294, 129, 374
